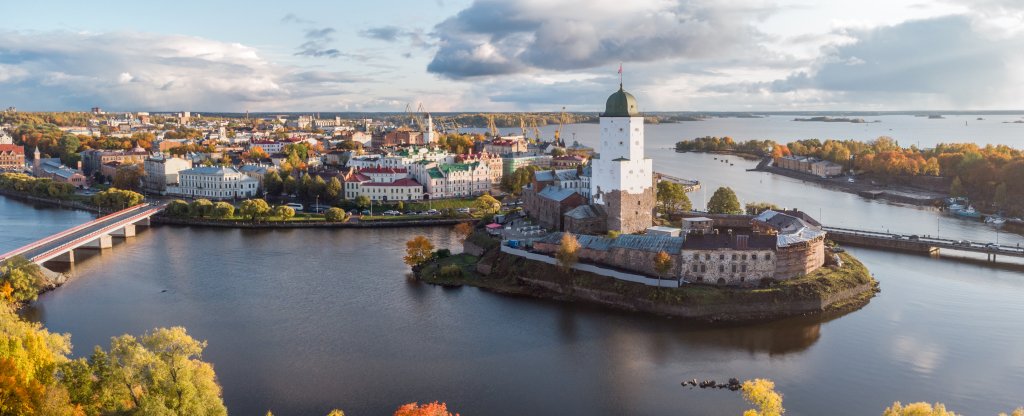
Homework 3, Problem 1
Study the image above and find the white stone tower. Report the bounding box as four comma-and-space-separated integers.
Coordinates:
589, 84, 655, 234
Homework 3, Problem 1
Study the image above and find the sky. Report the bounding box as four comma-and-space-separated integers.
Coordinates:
1, 0, 1022, 112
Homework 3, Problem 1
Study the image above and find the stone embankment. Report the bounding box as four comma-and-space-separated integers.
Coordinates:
152, 216, 473, 229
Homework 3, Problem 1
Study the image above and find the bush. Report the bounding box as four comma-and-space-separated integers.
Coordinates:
92, 188, 144, 210
211, 201, 234, 219
324, 207, 348, 222
165, 200, 192, 218
434, 249, 451, 259
438, 265, 463, 279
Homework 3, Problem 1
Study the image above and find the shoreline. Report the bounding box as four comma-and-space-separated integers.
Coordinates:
674, 149, 947, 206
0, 190, 475, 229
416, 239, 879, 323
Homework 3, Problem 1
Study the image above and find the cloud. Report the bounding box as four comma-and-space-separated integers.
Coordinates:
295, 26, 344, 58
280, 13, 313, 25
427, 0, 773, 79
361, 26, 403, 42
700, 15, 1024, 106
0, 30, 366, 111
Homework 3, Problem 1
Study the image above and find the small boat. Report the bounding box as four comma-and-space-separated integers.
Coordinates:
847, 177, 855, 183
986, 216, 1006, 226
952, 205, 982, 218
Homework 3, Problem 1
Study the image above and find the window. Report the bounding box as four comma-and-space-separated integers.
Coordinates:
700, 265, 706, 272
719, 254, 725, 260
718, 265, 724, 273
692, 253, 700, 260
752, 254, 758, 260
741, 264, 747, 272
765, 253, 771, 260
732, 254, 737, 260
731, 264, 737, 273
705, 254, 710, 260
692, 264, 698, 272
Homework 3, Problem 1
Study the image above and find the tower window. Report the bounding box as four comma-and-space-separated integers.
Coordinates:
619, 141, 623, 146
619, 128, 623, 132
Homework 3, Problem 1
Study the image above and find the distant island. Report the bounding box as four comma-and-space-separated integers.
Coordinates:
793, 116, 876, 123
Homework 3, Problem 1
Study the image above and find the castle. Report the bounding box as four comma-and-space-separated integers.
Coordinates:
522, 83, 656, 234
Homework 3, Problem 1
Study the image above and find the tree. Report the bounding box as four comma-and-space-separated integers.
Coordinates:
0, 257, 46, 303
707, 187, 742, 214
326, 177, 342, 203
0, 303, 76, 414
745, 202, 782, 216
356, 195, 371, 210
57, 134, 80, 166
274, 205, 295, 220
993, 182, 1008, 208
606, 230, 621, 239
453, 222, 473, 243
396, 201, 405, 211
324, 207, 348, 222
326, 410, 346, 416
166, 200, 192, 218
473, 194, 500, 215
263, 171, 283, 196
950, 176, 965, 198
190, 199, 214, 218
239, 199, 271, 221
112, 165, 145, 191
881, 402, 959, 416
403, 236, 435, 267
654, 251, 673, 278
68, 327, 228, 416
555, 233, 580, 273
741, 379, 784, 416
393, 401, 457, 416
656, 181, 691, 215
92, 188, 144, 211
211, 202, 235, 219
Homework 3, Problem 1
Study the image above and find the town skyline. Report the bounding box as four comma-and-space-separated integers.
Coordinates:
2, 0, 1023, 112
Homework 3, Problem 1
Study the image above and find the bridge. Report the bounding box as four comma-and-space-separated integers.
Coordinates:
0, 203, 165, 265
656, 173, 701, 193
824, 226, 1024, 261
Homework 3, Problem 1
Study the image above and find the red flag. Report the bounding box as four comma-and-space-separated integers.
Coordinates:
618, 63, 622, 74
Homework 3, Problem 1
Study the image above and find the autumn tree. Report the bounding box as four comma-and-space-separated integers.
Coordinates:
0, 256, 46, 303
190, 199, 214, 218
881, 402, 958, 416
356, 195, 371, 210
949, 176, 965, 198
212, 202, 235, 219
274, 205, 295, 220
555, 233, 580, 273
453, 222, 473, 243
166, 199, 192, 218
92, 188, 144, 211
326, 177, 343, 203
404, 236, 435, 267
239, 199, 271, 221
741, 378, 784, 416
653, 251, 673, 279
393, 401, 458, 416
707, 187, 742, 214
324, 207, 349, 222
473, 194, 501, 215
112, 165, 145, 191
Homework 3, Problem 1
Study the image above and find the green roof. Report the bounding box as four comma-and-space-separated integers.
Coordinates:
439, 162, 478, 173
603, 85, 640, 117
427, 167, 444, 179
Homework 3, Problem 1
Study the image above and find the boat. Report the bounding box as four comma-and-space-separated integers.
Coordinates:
847, 177, 855, 183
985, 216, 1006, 226
951, 205, 982, 218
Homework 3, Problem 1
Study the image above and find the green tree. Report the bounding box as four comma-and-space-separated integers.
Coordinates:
92, 188, 144, 211
745, 201, 782, 216
473, 194, 501, 215
403, 236, 435, 267
274, 205, 295, 220
239, 199, 271, 221
356, 195, 371, 210
190, 199, 214, 218
312, 175, 327, 201
166, 200, 192, 218
656, 181, 692, 215
283, 175, 298, 196
555, 233, 580, 273
707, 187, 742, 214
0, 257, 46, 303
324, 207, 348, 222
326, 177, 342, 203
263, 171, 283, 196
211, 202, 235, 219
0, 303, 75, 413
57, 134, 80, 166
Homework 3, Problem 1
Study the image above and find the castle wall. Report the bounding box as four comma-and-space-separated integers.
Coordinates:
774, 235, 826, 280
603, 187, 655, 234
680, 248, 776, 287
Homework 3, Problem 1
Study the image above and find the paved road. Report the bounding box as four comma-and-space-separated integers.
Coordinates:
4, 204, 160, 262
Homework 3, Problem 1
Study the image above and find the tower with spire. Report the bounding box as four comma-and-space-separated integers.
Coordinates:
589, 79, 655, 234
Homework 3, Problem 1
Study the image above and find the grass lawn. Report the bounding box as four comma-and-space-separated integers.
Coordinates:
402, 198, 477, 211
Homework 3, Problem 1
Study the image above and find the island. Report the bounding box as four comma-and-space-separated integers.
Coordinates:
792, 116, 876, 123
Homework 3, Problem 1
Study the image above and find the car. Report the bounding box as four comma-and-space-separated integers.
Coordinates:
456, 207, 471, 214
426, 209, 440, 215
285, 203, 303, 211
360, 209, 371, 215
908, 235, 920, 241
985, 243, 998, 249
382, 210, 400, 216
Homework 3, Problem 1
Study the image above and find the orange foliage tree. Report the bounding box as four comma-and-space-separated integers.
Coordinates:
394, 401, 459, 416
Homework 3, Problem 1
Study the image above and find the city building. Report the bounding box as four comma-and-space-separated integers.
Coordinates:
774, 155, 844, 178
32, 148, 87, 187
144, 154, 193, 194
0, 144, 25, 171
80, 148, 149, 175
167, 166, 259, 200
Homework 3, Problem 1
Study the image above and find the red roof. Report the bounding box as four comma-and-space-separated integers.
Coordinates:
358, 166, 407, 174
363, 178, 422, 187
0, 144, 24, 155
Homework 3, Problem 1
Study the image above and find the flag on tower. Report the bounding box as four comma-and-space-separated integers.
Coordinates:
618, 63, 622, 75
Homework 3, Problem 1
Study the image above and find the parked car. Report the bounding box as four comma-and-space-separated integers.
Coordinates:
285, 203, 303, 211
426, 209, 440, 215
456, 207, 471, 214
382, 210, 400, 216
361, 209, 371, 215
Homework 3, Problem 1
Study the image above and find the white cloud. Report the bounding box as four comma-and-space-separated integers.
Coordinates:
0, 31, 371, 111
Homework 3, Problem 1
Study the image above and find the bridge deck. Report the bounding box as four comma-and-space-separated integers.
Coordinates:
825, 226, 1024, 258
0, 203, 163, 264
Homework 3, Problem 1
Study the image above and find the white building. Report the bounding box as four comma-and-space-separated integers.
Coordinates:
168, 166, 260, 200
249, 140, 284, 154
144, 155, 193, 194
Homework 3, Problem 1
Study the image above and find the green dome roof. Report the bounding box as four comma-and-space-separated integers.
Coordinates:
602, 85, 640, 117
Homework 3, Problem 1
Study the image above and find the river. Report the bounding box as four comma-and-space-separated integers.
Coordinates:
4, 129, 1024, 415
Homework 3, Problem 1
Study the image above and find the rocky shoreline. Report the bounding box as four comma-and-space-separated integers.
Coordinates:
415, 238, 879, 323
